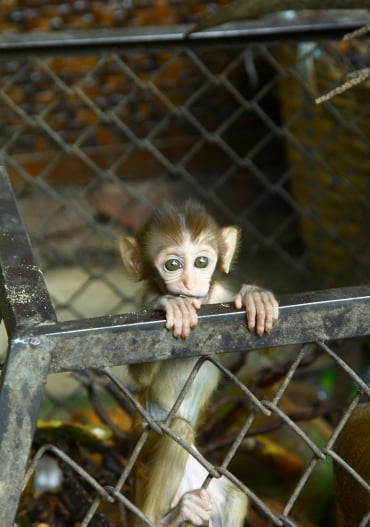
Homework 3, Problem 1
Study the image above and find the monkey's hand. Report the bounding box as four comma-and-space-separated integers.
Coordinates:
234, 284, 279, 336
159, 489, 212, 526
152, 295, 201, 339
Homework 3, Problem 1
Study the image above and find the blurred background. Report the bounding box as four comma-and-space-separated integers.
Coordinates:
0, 2, 369, 525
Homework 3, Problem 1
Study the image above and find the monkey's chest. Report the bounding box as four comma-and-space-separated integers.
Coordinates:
146, 357, 220, 426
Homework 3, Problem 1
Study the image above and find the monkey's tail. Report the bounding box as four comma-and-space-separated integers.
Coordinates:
141, 416, 195, 523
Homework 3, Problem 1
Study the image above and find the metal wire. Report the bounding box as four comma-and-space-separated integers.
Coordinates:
0, 22, 369, 527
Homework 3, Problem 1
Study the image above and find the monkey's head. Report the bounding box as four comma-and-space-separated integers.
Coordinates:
119, 201, 240, 301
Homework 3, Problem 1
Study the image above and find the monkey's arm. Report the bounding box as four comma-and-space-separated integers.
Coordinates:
234, 284, 279, 336
158, 489, 212, 527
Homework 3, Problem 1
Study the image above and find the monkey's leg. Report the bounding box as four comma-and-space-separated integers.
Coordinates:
134, 417, 195, 526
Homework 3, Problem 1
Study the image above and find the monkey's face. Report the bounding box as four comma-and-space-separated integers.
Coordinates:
154, 238, 218, 301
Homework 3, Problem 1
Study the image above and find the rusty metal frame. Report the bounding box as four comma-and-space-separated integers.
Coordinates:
0, 167, 58, 527
0, 18, 370, 526
25, 285, 370, 372
1, 165, 370, 525
0, 18, 366, 57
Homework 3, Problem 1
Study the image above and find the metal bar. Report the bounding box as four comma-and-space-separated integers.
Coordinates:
0, 336, 55, 527
0, 167, 57, 526
0, 18, 366, 57
0, 166, 57, 335
15, 285, 370, 373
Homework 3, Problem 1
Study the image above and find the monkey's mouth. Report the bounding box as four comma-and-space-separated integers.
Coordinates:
177, 293, 208, 302
170, 288, 209, 301
178, 294, 196, 298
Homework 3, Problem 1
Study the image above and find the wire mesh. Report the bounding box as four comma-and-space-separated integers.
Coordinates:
0, 22, 369, 527
19, 341, 370, 527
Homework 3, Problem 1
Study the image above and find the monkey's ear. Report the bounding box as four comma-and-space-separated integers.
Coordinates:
119, 236, 142, 281
220, 226, 239, 274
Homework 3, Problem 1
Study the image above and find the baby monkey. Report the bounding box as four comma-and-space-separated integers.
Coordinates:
119, 200, 279, 527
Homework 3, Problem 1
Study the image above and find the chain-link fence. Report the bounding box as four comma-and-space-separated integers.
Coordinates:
0, 18, 369, 527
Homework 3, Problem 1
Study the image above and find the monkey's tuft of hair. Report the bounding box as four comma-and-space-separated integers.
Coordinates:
138, 200, 240, 279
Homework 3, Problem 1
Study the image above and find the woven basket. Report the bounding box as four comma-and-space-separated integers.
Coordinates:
277, 42, 370, 286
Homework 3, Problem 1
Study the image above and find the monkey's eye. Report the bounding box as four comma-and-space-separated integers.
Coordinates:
194, 256, 209, 268
164, 258, 182, 271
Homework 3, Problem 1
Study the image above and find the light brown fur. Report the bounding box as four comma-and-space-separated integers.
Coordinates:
119, 201, 278, 526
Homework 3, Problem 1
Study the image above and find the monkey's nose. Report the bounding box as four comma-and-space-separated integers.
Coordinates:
183, 273, 195, 290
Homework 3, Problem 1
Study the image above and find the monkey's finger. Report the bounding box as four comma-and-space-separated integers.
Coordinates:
234, 292, 243, 310
262, 293, 279, 333
246, 293, 269, 335
190, 297, 201, 310
266, 301, 279, 332
255, 292, 278, 335
171, 303, 189, 339
162, 299, 185, 337
185, 511, 212, 525
244, 292, 279, 335
266, 297, 279, 329
252, 300, 265, 335
262, 306, 275, 334
165, 299, 198, 339
179, 301, 199, 339
160, 299, 178, 330
181, 491, 212, 524
190, 489, 211, 509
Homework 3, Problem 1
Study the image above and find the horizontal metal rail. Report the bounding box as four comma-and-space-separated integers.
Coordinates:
1, 166, 370, 375
0, 18, 368, 57
12, 284, 370, 372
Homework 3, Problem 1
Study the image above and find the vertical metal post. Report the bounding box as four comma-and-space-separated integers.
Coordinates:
0, 167, 57, 526
0, 337, 55, 526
